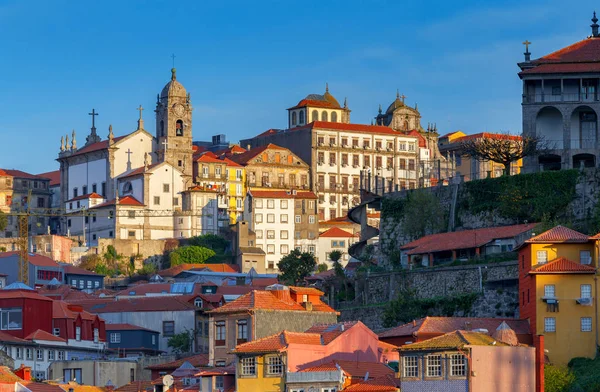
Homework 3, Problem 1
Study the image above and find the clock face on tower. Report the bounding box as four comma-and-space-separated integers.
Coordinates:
173, 103, 185, 116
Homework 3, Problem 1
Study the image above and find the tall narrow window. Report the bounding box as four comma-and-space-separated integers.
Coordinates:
160, 120, 165, 137
312, 110, 318, 122
176, 119, 184, 136
299, 110, 305, 124
331, 112, 338, 122
321, 111, 328, 121
291, 112, 297, 126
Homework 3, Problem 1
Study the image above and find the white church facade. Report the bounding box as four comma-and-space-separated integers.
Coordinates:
57, 69, 210, 246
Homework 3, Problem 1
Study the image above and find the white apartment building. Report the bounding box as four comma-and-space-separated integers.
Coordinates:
317, 227, 358, 268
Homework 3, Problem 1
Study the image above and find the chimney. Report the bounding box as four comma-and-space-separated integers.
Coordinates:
412, 320, 416, 327
535, 335, 545, 392
303, 301, 313, 311
15, 365, 31, 381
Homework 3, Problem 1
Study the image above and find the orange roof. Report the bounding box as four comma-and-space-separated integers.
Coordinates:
0, 366, 23, 383
451, 132, 522, 143
527, 225, 590, 243
227, 143, 289, 165
209, 290, 306, 313
25, 329, 66, 342
214, 144, 247, 156
53, 301, 98, 321
249, 190, 317, 199
0, 331, 31, 344
343, 376, 399, 392
158, 263, 239, 277
91, 195, 144, 209
221, 157, 243, 167
66, 192, 104, 203
37, 170, 60, 186
192, 264, 240, 273
289, 286, 324, 295
146, 354, 209, 370
233, 330, 322, 353
301, 360, 395, 381
21, 382, 65, 392
73, 296, 197, 313
319, 227, 356, 238
255, 129, 281, 138
56, 383, 107, 392
400, 330, 508, 351
378, 316, 531, 338
401, 223, 538, 255
62, 136, 127, 158
530, 257, 596, 274
196, 153, 225, 164
291, 121, 411, 136
114, 381, 154, 392
0, 169, 51, 180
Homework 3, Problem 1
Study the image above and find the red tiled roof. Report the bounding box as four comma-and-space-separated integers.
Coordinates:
527, 225, 590, 243
146, 354, 209, 370
119, 164, 162, 179
249, 277, 279, 287
64, 136, 127, 158
37, 284, 93, 301
91, 195, 144, 209
521, 62, 600, 75
288, 98, 340, 110
196, 153, 226, 164
21, 382, 65, 392
401, 223, 537, 255
214, 144, 246, 155
305, 269, 336, 281
0, 331, 31, 344
343, 376, 399, 392
289, 286, 324, 295
158, 263, 239, 277
56, 384, 107, 392
400, 330, 507, 351
37, 170, 60, 186
65, 192, 104, 203
105, 323, 159, 333
378, 316, 531, 338
254, 129, 281, 138
209, 290, 306, 313
0, 288, 53, 302
62, 264, 102, 276
25, 329, 66, 342
227, 143, 289, 165
249, 190, 318, 199
405, 129, 427, 148
233, 331, 322, 353
320, 227, 356, 238
191, 264, 240, 273
114, 381, 154, 392
221, 157, 243, 167
0, 251, 59, 268
0, 366, 23, 383
535, 37, 600, 64
72, 296, 197, 313
292, 121, 413, 136
530, 257, 596, 274
301, 360, 394, 381
53, 301, 98, 321
0, 169, 50, 180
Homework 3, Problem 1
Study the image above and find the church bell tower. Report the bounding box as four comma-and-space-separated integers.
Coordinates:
155, 68, 193, 181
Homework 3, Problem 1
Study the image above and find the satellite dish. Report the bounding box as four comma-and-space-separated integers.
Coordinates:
162, 375, 174, 388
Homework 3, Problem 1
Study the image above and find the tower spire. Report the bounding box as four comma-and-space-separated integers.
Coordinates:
108, 125, 114, 145
325, 82, 329, 93
592, 11, 599, 37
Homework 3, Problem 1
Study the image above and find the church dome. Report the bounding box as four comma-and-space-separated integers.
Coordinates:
322, 85, 341, 108
386, 92, 405, 114
160, 68, 187, 99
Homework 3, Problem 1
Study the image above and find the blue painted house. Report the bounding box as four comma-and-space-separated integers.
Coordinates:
105, 323, 161, 357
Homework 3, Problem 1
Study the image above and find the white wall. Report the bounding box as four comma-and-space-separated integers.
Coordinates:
113, 133, 154, 177
67, 158, 107, 200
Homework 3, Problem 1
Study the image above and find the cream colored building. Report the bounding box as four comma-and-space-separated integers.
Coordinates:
317, 227, 358, 267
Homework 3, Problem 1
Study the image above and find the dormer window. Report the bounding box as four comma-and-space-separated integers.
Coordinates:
194, 298, 203, 308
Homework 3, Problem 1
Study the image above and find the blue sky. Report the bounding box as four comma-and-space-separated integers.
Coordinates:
0, 0, 597, 173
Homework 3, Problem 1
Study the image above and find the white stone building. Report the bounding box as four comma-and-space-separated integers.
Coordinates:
317, 227, 358, 268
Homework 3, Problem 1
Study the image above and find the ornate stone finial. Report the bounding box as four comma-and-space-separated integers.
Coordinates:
171, 67, 177, 81
65, 134, 69, 151
370, 119, 374, 126
137, 105, 144, 130
592, 11, 599, 37
378, 104, 382, 114
343, 97, 348, 109
108, 125, 114, 145
415, 102, 418, 111
71, 130, 77, 150
186, 92, 191, 104
325, 82, 329, 93
60, 136, 65, 152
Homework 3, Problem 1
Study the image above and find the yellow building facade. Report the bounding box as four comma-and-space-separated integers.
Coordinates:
225, 159, 246, 224
236, 353, 285, 392
518, 226, 598, 366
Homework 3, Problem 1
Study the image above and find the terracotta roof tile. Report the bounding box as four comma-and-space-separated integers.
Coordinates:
146, 354, 209, 370
0, 288, 53, 301
0, 251, 59, 268
56, 383, 107, 392
62, 264, 102, 277
0, 169, 50, 180
402, 223, 537, 255
114, 381, 154, 392
343, 376, 399, 392
234, 331, 322, 353
534, 37, 600, 64
21, 382, 65, 392
378, 316, 531, 338
209, 290, 306, 313
289, 286, 324, 295
91, 195, 144, 209
63, 136, 127, 158
72, 296, 197, 313
531, 257, 596, 274
195, 154, 226, 164
37, 170, 60, 186
289, 121, 411, 136
527, 225, 589, 243
288, 98, 341, 110
0, 366, 23, 383
53, 301, 98, 321
0, 331, 32, 344
319, 227, 356, 238
25, 329, 66, 342
400, 330, 508, 351
227, 143, 290, 165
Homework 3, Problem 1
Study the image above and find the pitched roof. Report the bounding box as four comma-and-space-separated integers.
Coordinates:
492, 321, 519, 346
288, 98, 340, 110
90, 195, 144, 209
21, 382, 65, 392
158, 263, 239, 277
233, 330, 322, 353
62, 264, 102, 276
289, 286, 324, 296
209, 290, 306, 313
0, 288, 53, 302
25, 329, 66, 342
304, 321, 360, 344
0, 251, 59, 268
195, 153, 226, 164
105, 323, 159, 333
114, 381, 154, 392
72, 296, 197, 313
227, 143, 290, 165
53, 301, 98, 321
64, 136, 127, 158
56, 383, 107, 392
0, 169, 50, 180
115, 283, 172, 296
526, 225, 590, 243
146, 354, 209, 370
301, 360, 394, 381
0, 366, 23, 383
450, 132, 522, 143
400, 330, 508, 351
0, 330, 32, 344
37, 170, 60, 186
221, 157, 243, 167
249, 190, 318, 199
530, 257, 596, 274
378, 316, 531, 338
343, 376, 399, 392
401, 223, 538, 255
319, 227, 356, 238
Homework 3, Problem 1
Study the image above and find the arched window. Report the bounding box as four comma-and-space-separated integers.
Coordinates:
299, 110, 305, 124
122, 182, 133, 195
160, 120, 165, 137
331, 112, 338, 123
312, 110, 319, 122
176, 120, 184, 136
321, 111, 328, 122
403, 120, 409, 130
291, 112, 297, 126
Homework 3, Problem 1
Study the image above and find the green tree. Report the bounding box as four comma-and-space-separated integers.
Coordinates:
544, 364, 574, 392
167, 330, 192, 354
277, 249, 317, 285
189, 234, 228, 253
329, 250, 342, 263
137, 263, 157, 276
317, 263, 329, 273
402, 190, 445, 239
170, 246, 216, 267
0, 211, 7, 232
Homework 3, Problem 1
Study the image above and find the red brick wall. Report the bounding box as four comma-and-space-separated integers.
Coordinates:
518, 246, 537, 334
